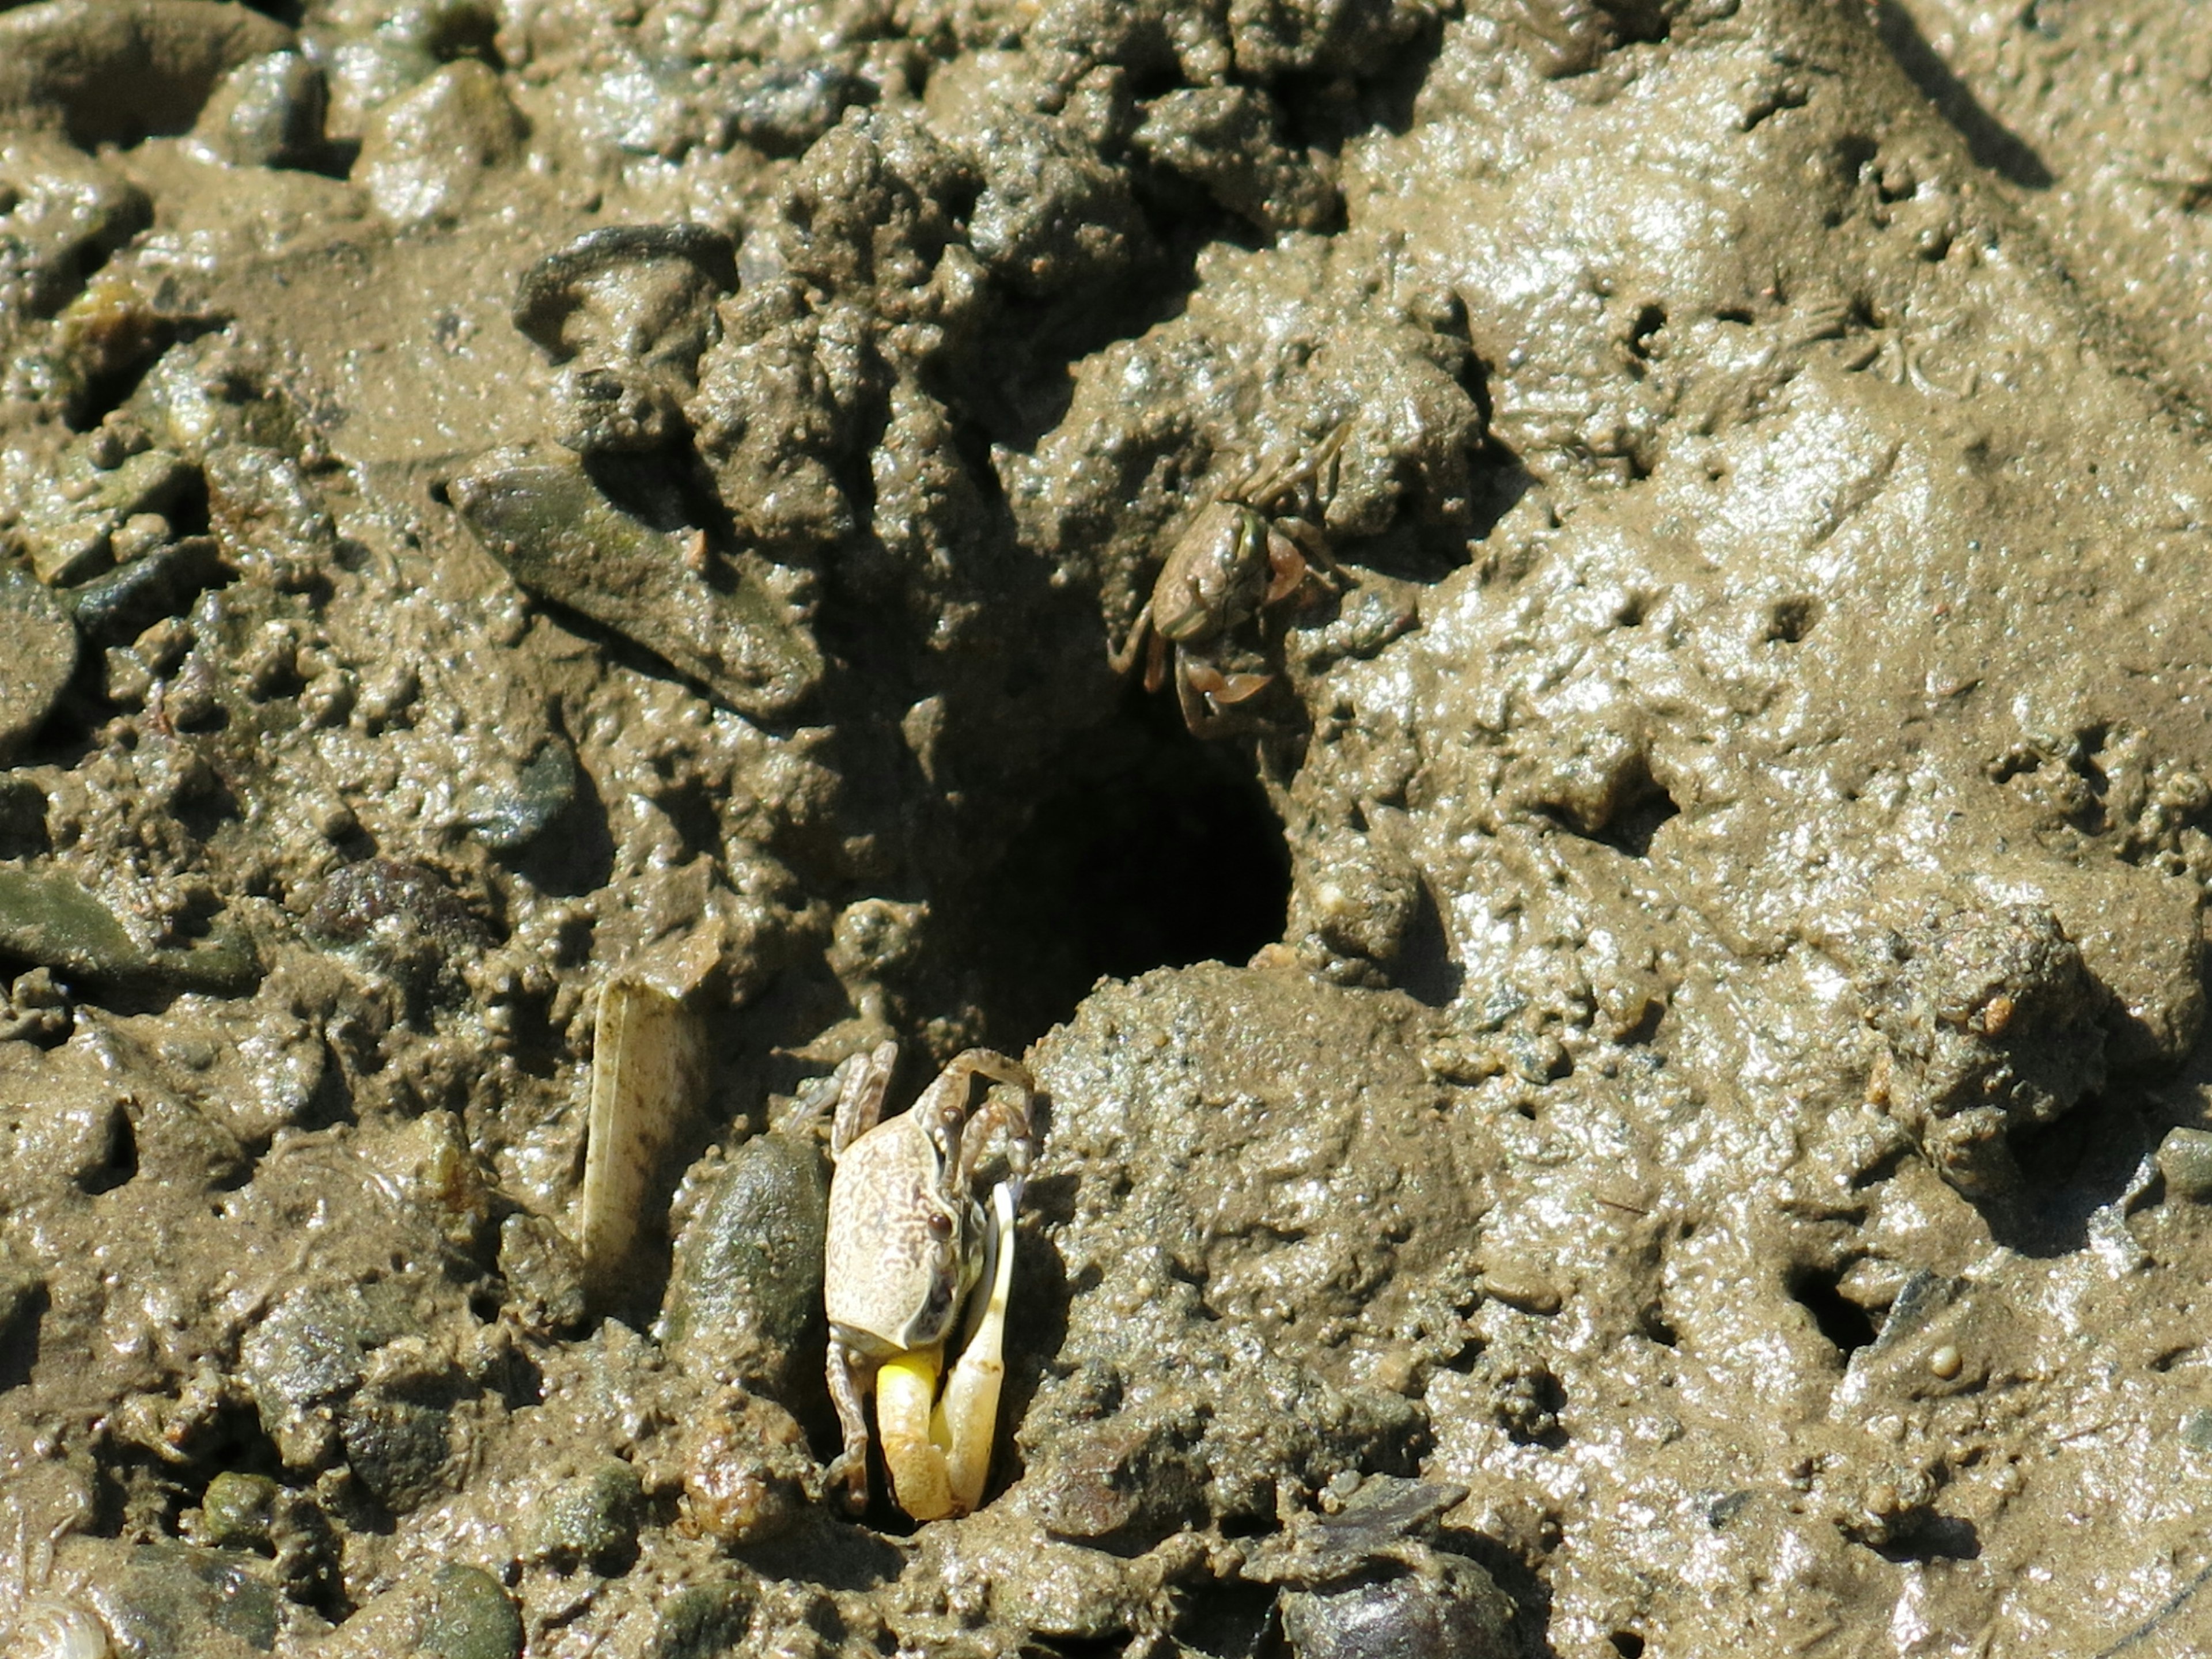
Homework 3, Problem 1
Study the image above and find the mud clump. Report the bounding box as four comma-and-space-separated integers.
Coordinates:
0, 0, 2210, 1654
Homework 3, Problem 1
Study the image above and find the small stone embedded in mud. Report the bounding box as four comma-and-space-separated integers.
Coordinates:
197, 1470, 278, 1552
457, 737, 577, 852
2157, 1127, 2212, 1202
0, 862, 257, 994
647, 1582, 756, 1659
1243, 1478, 1518, 1659
726, 61, 872, 156
661, 1127, 828, 1398
417, 1563, 524, 1659
522, 1461, 645, 1573
188, 48, 327, 169
90, 1542, 282, 1656
353, 57, 521, 226
449, 442, 823, 719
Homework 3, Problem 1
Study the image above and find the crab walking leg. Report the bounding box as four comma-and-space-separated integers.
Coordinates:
936, 1181, 1018, 1517
824, 1342, 874, 1513
877, 1344, 953, 1521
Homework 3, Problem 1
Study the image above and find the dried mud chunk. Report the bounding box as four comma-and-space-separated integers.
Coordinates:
449, 442, 823, 719
1855, 902, 2105, 1196
188, 50, 328, 171
512, 225, 736, 457
0, 571, 77, 760
17, 437, 193, 585
354, 58, 522, 227
0, 135, 151, 320
1024, 966, 1462, 1543
1134, 85, 1339, 234
661, 1129, 829, 1398
0, 862, 257, 994
688, 310, 859, 556
679, 1388, 815, 1545
0, 0, 295, 147
964, 107, 1143, 298
727, 60, 873, 156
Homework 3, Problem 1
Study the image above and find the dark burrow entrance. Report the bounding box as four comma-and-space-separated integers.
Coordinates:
983, 680, 1293, 1041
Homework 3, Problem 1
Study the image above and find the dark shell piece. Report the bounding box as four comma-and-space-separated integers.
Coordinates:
1244, 1478, 1470, 1586
305, 858, 488, 950
511, 224, 737, 362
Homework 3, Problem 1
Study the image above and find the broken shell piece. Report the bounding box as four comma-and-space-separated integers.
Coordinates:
511, 224, 736, 374
10, 1596, 111, 1659
581, 974, 708, 1308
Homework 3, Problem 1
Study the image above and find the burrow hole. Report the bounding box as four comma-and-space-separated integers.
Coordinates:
1790, 1266, 1877, 1358
988, 679, 1292, 1037
78, 1104, 139, 1195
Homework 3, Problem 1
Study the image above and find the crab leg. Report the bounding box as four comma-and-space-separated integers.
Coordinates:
824, 1343, 873, 1513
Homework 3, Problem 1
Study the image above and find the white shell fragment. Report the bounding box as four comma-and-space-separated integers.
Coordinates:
581, 972, 709, 1304
10, 1597, 111, 1659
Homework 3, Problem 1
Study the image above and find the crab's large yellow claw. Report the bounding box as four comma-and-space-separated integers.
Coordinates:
878, 1346, 952, 1521
937, 1181, 1016, 1516
879, 1184, 1017, 1522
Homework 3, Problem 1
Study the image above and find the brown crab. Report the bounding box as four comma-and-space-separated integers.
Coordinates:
822, 1042, 1037, 1521
1109, 422, 1353, 735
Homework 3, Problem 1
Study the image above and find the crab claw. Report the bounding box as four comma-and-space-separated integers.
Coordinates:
938, 1180, 1017, 1515
877, 1182, 1017, 1521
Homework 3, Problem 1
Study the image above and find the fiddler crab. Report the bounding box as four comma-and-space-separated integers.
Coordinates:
1110, 421, 1353, 735
823, 1041, 1037, 1522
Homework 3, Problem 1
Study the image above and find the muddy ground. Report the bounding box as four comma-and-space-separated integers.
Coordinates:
0, 0, 2210, 1654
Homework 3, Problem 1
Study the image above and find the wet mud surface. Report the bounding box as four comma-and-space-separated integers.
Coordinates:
1, 1, 2211, 1655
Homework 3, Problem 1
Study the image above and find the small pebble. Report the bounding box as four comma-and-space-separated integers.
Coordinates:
2157, 1127, 2212, 1202
1927, 1344, 1963, 1380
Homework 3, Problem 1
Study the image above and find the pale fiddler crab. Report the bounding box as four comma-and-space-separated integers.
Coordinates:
823, 1041, 1036, 1522
1109, 421, 1353, 734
